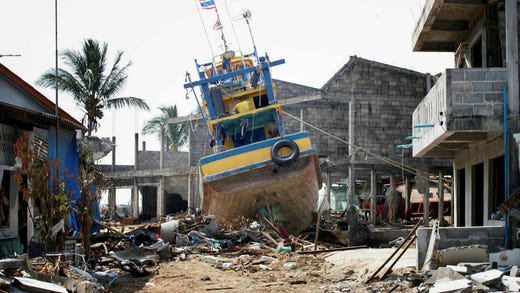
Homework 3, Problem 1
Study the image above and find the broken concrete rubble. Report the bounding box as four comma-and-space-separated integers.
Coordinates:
0, 213, 517, 292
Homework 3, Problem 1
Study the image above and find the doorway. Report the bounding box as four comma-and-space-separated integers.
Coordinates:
471, 163, 484, 226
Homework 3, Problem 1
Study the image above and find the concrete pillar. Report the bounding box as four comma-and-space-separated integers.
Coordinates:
405, 176, 411, 214
348, 97, 355, 208
370, 168, 377, 225
390, 175, 398, 222
438, 172, 445, 226
415, 174, 430, 227
134, 133, 139, 170
109, 136, 116, 219
132, 133, 139, 218
111, 136, 116, 172
132, 180, 139, 218
187, 172, 192, 215
108, 185, 116, 218
160, 129, 164, 169
506, 0, 519, 114
157, 177, 164, 219
325, 172, 331, 221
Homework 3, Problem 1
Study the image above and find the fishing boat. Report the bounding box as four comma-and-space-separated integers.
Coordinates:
183, 5, 321, 234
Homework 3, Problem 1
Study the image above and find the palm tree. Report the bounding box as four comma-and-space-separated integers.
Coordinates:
142, 105, 188, 151
36, 39, 150, 135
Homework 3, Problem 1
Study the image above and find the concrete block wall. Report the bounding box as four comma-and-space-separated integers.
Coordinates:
285, 56, 437, 170
137, 150, 190, 170
446, 68, 506, 130
417, 226, 505, 269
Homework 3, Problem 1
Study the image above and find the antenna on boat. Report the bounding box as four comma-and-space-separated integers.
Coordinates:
234, 9, 259, 63
214, 6, 229, 52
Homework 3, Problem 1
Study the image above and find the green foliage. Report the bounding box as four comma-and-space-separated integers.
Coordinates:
142, 105, 189, 151
14, 132, 70, 252
36, 39, 150, 135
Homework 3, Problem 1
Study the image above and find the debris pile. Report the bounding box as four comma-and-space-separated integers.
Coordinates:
0, 215, 517, 292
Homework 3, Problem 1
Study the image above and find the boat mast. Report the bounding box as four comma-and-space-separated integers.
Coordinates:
214, 6, 229, 52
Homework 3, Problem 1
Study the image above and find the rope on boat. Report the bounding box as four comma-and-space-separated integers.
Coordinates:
282, 110, 444, 184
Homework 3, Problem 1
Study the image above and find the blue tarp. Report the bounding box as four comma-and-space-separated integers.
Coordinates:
47, 127, 100, 235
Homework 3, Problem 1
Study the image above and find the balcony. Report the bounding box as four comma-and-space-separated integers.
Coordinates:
412, 68, 506, 157
412, 0, 486, 52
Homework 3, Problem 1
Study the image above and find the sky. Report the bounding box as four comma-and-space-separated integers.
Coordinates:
1, 0, 454, 169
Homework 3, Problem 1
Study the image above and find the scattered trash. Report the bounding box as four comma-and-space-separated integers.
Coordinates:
0, 211, 516, 292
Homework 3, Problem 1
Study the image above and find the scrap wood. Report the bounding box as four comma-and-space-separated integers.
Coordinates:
260, 231, 279, 247
261, 217, 289, 240
297, 245, 367, 254
498, 186, 520, 213
314, 212, 321, 250
378, 235, 417, 280
364, 218, 422, 284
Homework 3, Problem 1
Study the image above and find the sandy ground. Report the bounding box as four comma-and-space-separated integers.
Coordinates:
109, 248, 420, 292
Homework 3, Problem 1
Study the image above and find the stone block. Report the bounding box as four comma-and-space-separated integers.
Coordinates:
465, 70, 486, 81
472, 81, 494, 92
451, 81, 472, 92
484, 69, 507, 81
450, 69, 465, 81
437, 245, 489, 266
492, 81, 506, 91
488, 227, 505, 238
474, 105, 494, 116
467, 229, 489, 240
451, 93, 463, 104
450, 104, 475, 116
484, 92, 503, 103
462, 93, 484, 103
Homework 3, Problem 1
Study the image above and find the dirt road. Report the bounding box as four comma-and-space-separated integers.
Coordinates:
110, 248, 418, 292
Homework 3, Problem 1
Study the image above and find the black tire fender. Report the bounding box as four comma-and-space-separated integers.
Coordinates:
271, 139, 300, 166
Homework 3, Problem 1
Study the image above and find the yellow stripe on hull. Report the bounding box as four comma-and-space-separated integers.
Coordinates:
200, 137, 312, 177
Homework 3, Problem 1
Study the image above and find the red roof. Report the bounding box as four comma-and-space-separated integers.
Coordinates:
0, 62, 83, 128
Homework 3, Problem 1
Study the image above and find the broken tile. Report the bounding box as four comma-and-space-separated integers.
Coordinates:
501, 276, 520, 292
446, 265, 467, 274
13, 277, 68, 293
425, 267, 467, 285
429, 278, 472, 293
470, 269, 504, 286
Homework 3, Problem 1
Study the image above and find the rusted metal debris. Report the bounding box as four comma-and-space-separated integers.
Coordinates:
0, 213, 517, 292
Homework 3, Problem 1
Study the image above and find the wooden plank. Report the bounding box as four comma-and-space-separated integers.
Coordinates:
364, 218, 422, 284
379, 235, 417, 280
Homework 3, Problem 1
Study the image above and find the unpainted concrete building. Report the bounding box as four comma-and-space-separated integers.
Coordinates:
411, 0, 520, 247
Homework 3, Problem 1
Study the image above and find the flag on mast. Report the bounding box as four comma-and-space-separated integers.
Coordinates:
199, 0, 216, 10
212, 18, 223, 30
